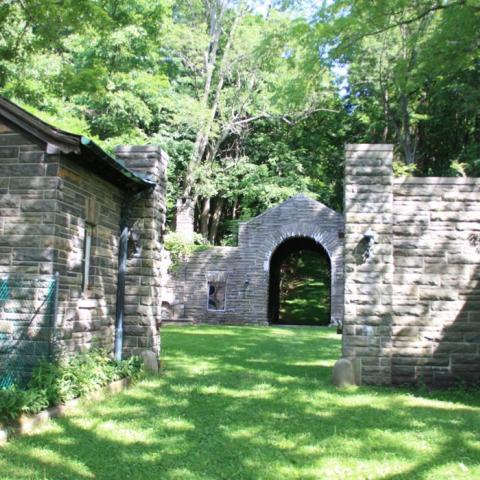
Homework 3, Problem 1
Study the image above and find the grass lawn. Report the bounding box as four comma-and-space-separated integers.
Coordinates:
277, 250, 331, 326
280, 278, 330, 326
1, 326, 480, 479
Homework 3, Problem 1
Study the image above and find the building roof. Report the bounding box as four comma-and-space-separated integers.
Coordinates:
0, 95, 155, 192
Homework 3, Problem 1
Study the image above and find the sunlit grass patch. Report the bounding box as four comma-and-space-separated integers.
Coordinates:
0, 325, 479, 479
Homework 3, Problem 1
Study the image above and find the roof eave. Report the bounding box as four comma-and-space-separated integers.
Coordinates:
0, 96, 155, 192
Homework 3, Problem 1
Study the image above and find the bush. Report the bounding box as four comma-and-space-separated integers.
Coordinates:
0, 350, 143, 426
164, 232, 210, 271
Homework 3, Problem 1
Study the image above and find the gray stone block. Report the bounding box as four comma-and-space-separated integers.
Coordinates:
332, 358, 358, 387
141, 350, 159, 373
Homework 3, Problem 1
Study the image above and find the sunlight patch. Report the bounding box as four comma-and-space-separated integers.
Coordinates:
95, 421, 153, 444
23, 447, 94, 478
161, 418, 195, 431
226, 426, 263, 440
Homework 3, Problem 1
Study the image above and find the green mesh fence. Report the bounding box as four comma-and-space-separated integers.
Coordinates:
0, 274, 58, 388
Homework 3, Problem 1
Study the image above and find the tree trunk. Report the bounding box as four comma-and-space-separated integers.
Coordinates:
382, 88, 390, 142
399, 94, 416, 165
208, 197, 224, 244
200, 197, 211, 238
182, 4, 243, 198
232, 197, 238, 220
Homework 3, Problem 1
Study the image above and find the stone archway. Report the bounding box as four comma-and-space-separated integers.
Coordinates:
165, 194, 344, 326
259, 229, 344, 326
238, 194, 345, 326
267, 236, 332, 325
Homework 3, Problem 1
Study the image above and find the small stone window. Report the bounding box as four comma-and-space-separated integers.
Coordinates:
207, 271, 227, 311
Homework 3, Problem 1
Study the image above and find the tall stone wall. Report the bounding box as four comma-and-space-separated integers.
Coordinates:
343, 144, 480, 386
175, 197, 195, 243
0, 122, 128, 357
391, 177, 480, 386
0, 121, 58, 276
343, 144, 394, 385
0, 122, 61, 377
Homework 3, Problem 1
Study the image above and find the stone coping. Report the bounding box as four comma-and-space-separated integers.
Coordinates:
394, 177, 480, 185
0, 377, 131, 446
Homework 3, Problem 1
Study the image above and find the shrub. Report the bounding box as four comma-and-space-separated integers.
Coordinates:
0, 350, 143, 426
164, 232, 210, 271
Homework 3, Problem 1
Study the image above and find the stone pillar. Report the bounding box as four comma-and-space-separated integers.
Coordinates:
115, 146, 168, 358
342, 144, 394, 385
175, 197, 194, 242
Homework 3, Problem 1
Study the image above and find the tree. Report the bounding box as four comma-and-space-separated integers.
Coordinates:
312, 0, 480, 168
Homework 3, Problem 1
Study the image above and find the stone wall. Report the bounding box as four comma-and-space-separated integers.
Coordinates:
391, 177, 480, 386
53, 154, 124, 355
164, 195, 345, 326
0, 121, 58, 276
175, 197, 195, 243
0, 121, 126, 357
343, 144, 480, 386
0, 122, 60, 377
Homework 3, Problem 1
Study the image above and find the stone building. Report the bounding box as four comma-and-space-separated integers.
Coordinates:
0, 96, 167, 380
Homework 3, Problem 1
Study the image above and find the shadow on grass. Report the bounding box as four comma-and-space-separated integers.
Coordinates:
0, 326, 479, 479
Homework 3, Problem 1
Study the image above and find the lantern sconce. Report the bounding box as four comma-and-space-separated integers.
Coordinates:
363, 228, 376, 259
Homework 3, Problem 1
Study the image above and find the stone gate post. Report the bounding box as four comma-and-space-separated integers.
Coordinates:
343, 144, 394, 385
115, 146, 168, 358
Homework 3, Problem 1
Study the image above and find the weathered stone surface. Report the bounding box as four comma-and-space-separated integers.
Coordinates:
0, 121, 167, 378
116, 145, 167, 357
332, 358, 357, 387
344, 144, 480, 387
141, 350, 159, 374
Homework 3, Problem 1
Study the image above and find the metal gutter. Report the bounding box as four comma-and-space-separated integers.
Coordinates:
80, 137, 155, 191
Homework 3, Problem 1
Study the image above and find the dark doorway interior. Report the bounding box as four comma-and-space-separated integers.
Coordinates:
268, 237, 331, 326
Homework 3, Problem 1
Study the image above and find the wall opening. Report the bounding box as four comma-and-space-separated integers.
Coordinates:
268, 237, 331, 326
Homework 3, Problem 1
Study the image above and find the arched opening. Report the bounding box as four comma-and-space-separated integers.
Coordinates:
268, 237, 331, 326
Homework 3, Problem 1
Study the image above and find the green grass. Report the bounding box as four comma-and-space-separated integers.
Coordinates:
1, 326, 480, 479
280, 278, 330, 325
278, 250, 330, 325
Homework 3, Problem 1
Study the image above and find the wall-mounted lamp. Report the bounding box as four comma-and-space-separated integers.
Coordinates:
244, 276, 250, 288
363, 228, 376, 259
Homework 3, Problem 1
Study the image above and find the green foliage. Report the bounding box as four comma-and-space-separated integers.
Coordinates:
393, 159, 417, 177
164, 232, 210, 270
0, 0, 479, 243
0, 350, 143, 426
278, 250, 331, 326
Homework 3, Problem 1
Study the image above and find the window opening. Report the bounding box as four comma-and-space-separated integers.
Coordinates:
207, 271, 227, 311
82, 224, 94, 291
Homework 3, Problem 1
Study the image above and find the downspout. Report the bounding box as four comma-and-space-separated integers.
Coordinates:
114, 211, 129, 361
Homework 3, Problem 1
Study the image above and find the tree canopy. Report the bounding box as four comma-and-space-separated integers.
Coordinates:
1, 0, 478, 243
